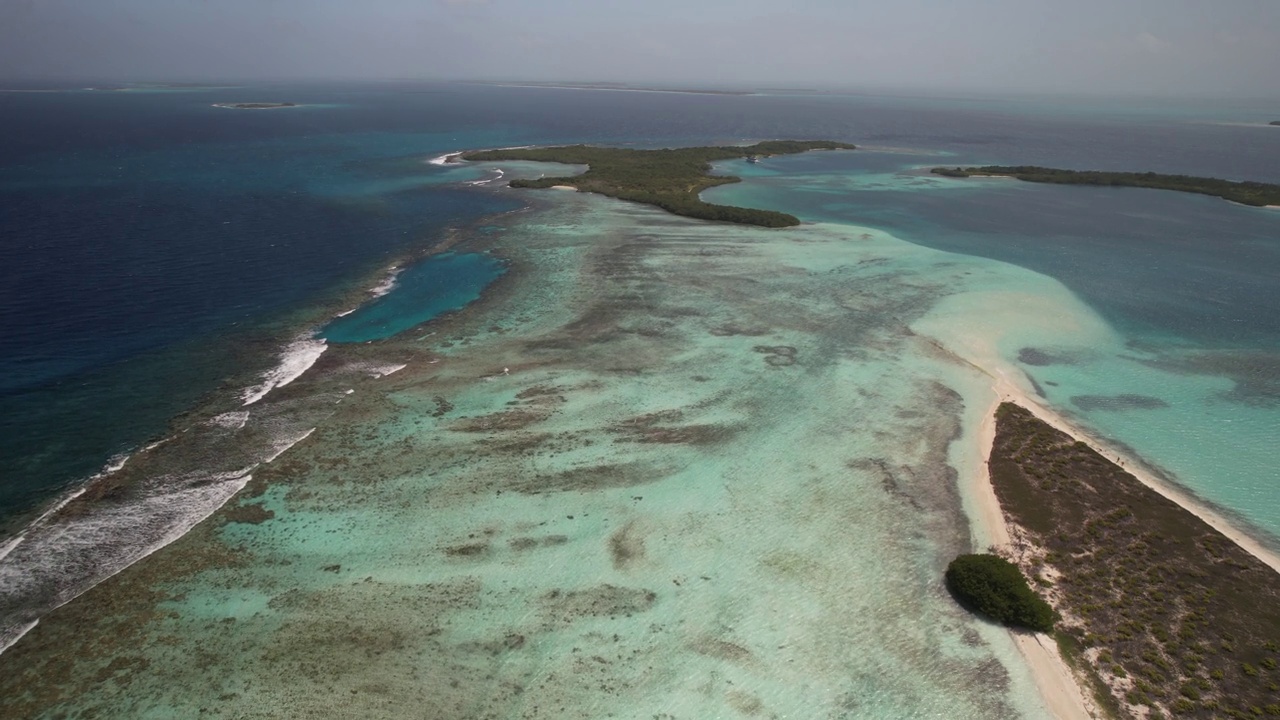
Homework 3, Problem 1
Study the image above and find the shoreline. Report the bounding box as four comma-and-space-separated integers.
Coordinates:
970, 365, 1280, 717
984, 373, 1280, 573
972, 387, 1097, 720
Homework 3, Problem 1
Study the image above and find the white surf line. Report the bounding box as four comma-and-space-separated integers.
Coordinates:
262, 428, 315, 465
0, 469, 255, 657
427, 146, 536, 166
240, 335, 327, 406
368, 265, 403, 299
0, 483, 91, 565
464, 168, 507, 186
0, 620, 39, 655
0, 535, 26, 565
365, 363, 407, 378
207, 411, 250, 431
427, 151, 462, 166
140, 437, 172, 453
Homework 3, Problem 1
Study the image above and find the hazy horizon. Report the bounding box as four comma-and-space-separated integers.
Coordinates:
2, 0, 1280, 98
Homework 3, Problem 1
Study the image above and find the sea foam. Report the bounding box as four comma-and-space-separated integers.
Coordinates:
240, 336, 327, 406
262, 428, 315, 464
427, 151, 460, 166
369, 265, 403, 299
0, 468, 254, 654
208, 411, 250, 430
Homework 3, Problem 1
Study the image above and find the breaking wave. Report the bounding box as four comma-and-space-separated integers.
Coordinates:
240, 336, 327, 406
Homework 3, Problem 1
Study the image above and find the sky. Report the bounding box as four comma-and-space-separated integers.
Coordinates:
2, 0, 1279, 96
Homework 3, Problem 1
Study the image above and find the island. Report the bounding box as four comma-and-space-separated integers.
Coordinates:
461, 141, 856, 227
986, 402, 1280, 719
212, 102, 298, 110
475, 81, 754, 96
1271, 121, 1280, 127
931, 166, 1280, 207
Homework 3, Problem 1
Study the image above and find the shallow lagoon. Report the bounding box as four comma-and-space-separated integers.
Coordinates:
710, 150, 1280, 540
322, 252, 506, 343
0, 188, 1082, 718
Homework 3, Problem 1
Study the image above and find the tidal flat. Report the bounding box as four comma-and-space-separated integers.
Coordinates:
0, 188, 1088, 718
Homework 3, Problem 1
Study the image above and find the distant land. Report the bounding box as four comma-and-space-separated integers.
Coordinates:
474, 81, 754, 96
462, 141, 856, 227
212, 102, 298, 110
932, 166, 1280, 207
1271, 121, 1280, 126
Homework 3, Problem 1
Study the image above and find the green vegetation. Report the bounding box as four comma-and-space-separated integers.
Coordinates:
931, 165, 1280, 207
990, 402, 1280, 718
462, 141, 856, 227
945, 553, 1055, 632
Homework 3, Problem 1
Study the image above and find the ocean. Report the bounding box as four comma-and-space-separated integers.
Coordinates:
0, 82, 1277, 717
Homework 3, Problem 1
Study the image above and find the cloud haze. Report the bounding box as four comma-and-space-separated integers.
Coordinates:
2, 0, 1278, 95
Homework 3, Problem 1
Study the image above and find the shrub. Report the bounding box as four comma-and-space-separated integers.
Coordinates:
945, 554, 1056, 632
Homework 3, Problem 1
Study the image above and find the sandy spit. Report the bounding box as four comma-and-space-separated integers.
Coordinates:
970, 370, 1280, 718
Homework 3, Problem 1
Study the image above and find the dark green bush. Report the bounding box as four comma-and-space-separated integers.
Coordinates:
945, 553, 1056, 632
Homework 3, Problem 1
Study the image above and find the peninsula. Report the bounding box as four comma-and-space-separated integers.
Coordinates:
931, 166, 1280, 207
212, 102, 297, 110
462, 141, 856, 227
987, 402, 1280, 719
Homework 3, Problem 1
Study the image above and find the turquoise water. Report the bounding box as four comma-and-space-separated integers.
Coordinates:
707, 147, 1280, 539
322, 252, 507, 343
3, 85, 1280, 718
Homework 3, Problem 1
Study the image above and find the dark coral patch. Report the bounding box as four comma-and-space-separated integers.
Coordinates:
1070, 394, 1169, 411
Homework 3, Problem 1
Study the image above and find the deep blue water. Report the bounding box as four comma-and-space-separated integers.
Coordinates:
1, 81, 1278, 525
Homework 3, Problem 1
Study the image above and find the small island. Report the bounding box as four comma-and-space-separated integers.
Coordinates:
461, 140, 856, 227
1271, 121, 1280, 127
932, 166, 1280, 207
212, 102, 298, 110
988, 402, 1280, 718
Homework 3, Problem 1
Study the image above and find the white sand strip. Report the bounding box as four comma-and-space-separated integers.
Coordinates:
973, 388, 1097, 720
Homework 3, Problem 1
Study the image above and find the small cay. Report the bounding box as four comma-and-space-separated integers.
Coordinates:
931, 165, 1280, 207
986, 402, 1280, 719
